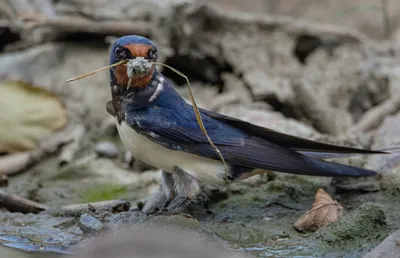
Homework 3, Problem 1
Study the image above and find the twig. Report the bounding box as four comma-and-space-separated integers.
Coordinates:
0, 189, 48, 214
0, 152, 31, 176
58, 124, 85, 166
0, 128, 72, 176
18, 14, 152, 36
66, 61, 127, 82
354, 94, 400, 133
45, 200, 131, 216
0, 188, 130, 215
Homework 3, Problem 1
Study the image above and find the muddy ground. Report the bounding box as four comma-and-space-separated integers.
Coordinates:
1, 1, 400, 257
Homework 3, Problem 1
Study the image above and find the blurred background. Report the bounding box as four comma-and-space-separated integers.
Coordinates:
0, 0, 400, 258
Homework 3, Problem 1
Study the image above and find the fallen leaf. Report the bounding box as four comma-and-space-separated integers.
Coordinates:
0, 81, 67, 152
294, 188, 343, 232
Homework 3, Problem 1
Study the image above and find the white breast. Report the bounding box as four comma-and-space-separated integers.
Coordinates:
116, 121, 227, 183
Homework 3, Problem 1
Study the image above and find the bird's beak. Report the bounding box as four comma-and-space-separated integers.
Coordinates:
125, 57, 154, 89
126, 57, 153, 77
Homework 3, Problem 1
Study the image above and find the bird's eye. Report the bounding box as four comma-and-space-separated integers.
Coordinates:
147, 46, 158, 60
114, 46, 128, 59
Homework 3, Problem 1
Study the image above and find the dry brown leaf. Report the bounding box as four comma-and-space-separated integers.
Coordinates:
294, 188, 343, 232
0, 80, 67, 152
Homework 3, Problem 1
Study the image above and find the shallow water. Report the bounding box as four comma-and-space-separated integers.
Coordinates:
0, 246, 60, 258
240, 242, 315, 258
0, 212, 80, 257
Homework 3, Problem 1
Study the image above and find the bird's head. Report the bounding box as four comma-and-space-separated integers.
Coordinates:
109, 35, 158, 88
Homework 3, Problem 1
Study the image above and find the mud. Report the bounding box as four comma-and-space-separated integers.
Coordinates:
1, 1, 400, 258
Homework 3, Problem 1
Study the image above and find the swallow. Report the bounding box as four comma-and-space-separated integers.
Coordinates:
106, 35, 387, 214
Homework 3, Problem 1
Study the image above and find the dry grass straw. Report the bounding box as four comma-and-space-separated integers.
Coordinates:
66, 60, 229, 183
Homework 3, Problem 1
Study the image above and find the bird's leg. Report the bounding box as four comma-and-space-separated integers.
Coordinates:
143, 171, 176, 215
160, 171, 176, 209
173, 197, 190, 211
172, 166, 200, 201
151, 167, 199, 216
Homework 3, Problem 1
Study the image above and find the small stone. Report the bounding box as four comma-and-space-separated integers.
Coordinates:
367, 114, 400, 173
122, 150, 133, 168
78, 213, 107, 235
95, 141, 120, 158
332, 177, 381, 193
0, 174, 8, 187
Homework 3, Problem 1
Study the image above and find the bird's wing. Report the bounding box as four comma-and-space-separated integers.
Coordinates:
126, 109, 377, 177
200, 108, 385, 155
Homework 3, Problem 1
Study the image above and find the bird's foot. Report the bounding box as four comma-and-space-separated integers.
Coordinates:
146, 208, 191, 218
145, 197, 190, 216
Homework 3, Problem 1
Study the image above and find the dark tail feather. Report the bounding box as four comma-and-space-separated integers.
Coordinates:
299, 146, 400, 160
231, 155, 377, 180
299, 151, 363, 160
297, 156, 377, 177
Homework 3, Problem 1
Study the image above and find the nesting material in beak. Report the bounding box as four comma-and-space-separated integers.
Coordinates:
126, 57, 153, 89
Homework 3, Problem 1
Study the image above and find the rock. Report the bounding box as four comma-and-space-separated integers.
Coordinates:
218, 104, 319, 138
132, 159, 156, 172
206, 0, 400, 40
99, 116, 118, 136
71, 226, 249, 258
221, 73, 252, 104
0, 44, 63, 87
171, 4, 382, 132
178, 83, 220, 110
122, 150, 134, 168
34, 157, 160, 206
0, 212, 82, 254
363, 229, 400, 258
78, 213, 108, 235
0, 43, 111, 127
0, 174, 8, 187
291, 77, 350, 135
332, 177, 381, 193
317, 203, 387, 247
244, 69, 294, 104
366, 113, 400, 194
95, 141, 120, 158
56, 0, 191, 24
367, 114, 400, 173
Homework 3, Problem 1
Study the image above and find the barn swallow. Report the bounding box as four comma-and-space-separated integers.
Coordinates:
106, 35, 386, 214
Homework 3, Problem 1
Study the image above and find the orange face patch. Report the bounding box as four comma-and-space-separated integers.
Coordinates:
115, 64, 155, 88
114, 43, 154, 87
123, 44, 152, 58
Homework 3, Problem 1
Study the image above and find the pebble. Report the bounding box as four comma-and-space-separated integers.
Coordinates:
122, 150, 134, 168
78, 213, 107, 235
0, 174, 8, 187
95, 141, 120, 158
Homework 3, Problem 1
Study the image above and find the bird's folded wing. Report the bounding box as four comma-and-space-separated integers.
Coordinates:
126, 114, 377, 177
200, 108, 385, 155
